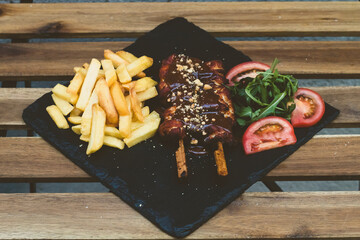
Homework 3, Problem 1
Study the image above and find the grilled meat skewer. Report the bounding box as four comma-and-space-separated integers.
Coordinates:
158, 54, 235, 176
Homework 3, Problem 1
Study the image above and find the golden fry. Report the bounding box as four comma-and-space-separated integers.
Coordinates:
104, 49, 127, 68
104, 136, 125, 150
136, 86, 158, 102
68, 116, 82, 125
52, 84, 78, 105
76, 58, 101, 111
96, 78, 119, 125
116, 63, 132, 84
129, 83, 144, 122
71, 125, 82, 135
115, 51, 146, 78
67, 72, 85, 95
126, 56, 153, 78
131, 110, 160, 131
46, 105, 69, 129
124, 118, 160, 148
110, 81, 129, 116
81, 89, 98, 136
104, 126, 122, 139
133, 77, 158, 92
119, 115, 131, 138
101, 59, 117, 87
86, 104, 106, 155
51, 94, 74, 116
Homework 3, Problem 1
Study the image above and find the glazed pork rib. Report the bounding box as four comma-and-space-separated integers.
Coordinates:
158, 54, 235, 177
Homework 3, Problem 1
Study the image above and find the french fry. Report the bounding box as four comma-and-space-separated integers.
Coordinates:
133, 77, 158, 92
136, 86, 158, 102
124, 118, 160, 148
72, 125, 82, 135
51, 94, 74, 116
74, 67, 88, 77
129, 83, 144, 122
116, 51, 146, 78
131, 111, 160, 131
101, 59, 117, 87
116, 63, 132, 84
81, 89, 98, 136
52, 84, 78, 105
82, 63, 90, 70
67, 72, 85, 95
104, 49, 127, 68
68, 116, 82, 125
86, 104, 106, 155
46, 105, 69, 129
70, 108, 83, 117
80, 134, 89, 142
104, 136, 125, 150
76, 58, 101, 111
126, 56, 153, 78
110, 81, 129, 116
119, 100, 132, 138
96, 78, 119, 125
141, 106, 150, 118
105, 126, 122, 139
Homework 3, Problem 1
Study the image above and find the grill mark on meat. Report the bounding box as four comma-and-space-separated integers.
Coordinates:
158, 54, 235, 152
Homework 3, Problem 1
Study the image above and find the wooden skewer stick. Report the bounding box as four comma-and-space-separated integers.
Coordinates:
176, 139, 187, 178
214, 142, 228, 176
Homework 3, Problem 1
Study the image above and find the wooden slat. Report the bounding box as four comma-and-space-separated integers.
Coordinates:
1, 41, 360, 80
0, 192, 359, 239
1, 86, 358, 129
0, 135, 359, 182
0, 2, 360, 39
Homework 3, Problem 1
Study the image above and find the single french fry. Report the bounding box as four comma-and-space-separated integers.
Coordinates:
124, 118, 160, 148
52, 84, 78, 105
76, 58, 101, 111
72, 125, 82, 135
104, 126, 122, 139
86, 104, 106, 155
136, 86, 158, 102
68, 116, 82, 125
51, 94, 74, 116
70, 108, 83, 117
101, 59, 117, 86
104, 136, 125, 150
80, 134, 90, 142
126, 56, 153, 78
129, 84, 144, 122
110, 81, 129, 116
115, 51, 146, 78
82, 63, 90, 70
101, 59, 114, 72
81, 89, 98, 136
67, 72, 85, 95
119, 115, 131, 138
116, 63, 132, 84
131, 110, 160, 131
141, 106, 150, 118
46, 105, 69, 129
133, 77, 158, 92
96, 78, 119, 125
104, 49, 127, 68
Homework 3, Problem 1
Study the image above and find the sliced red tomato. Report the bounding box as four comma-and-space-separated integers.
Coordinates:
291, 88, 325, 128
226, 61, 270, 86
243, 116, 297, 155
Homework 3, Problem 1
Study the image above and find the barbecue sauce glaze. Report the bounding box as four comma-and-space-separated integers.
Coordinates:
159, 54, 234, 154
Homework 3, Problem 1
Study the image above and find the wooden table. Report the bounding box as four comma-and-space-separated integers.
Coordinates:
1, 2, 360, 239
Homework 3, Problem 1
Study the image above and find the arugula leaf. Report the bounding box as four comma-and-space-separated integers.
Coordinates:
227, 58, 298, 127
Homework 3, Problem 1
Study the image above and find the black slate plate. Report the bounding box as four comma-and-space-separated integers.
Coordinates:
23, 18, 339, 238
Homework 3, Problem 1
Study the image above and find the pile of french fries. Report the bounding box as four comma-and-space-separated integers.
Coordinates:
46, 50, 161, 155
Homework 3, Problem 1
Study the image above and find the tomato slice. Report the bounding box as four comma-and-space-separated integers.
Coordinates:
226, 61, 270, 86
242, 116, 297, 155
291, 88, 325, 128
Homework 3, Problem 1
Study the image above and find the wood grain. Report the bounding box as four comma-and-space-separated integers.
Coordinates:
1, 86, 358, 129
0, 192, 359, 239
0, 135, 359, 182
0, 2, 359, 39
1, 41, 360, 80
